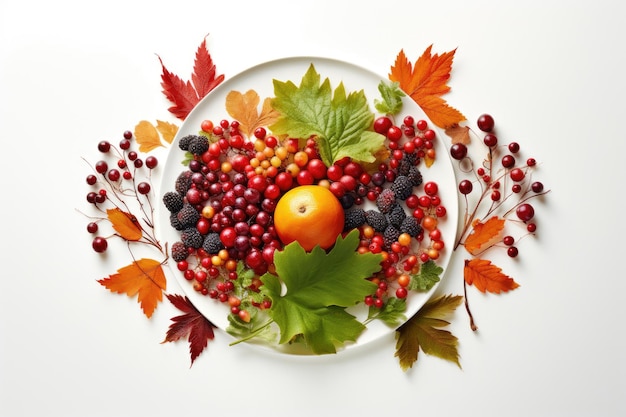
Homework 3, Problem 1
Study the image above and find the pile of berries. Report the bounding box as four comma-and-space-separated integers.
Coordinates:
84, 130, 161, 254
162, 114, 448, 321
451, 113, 548, 257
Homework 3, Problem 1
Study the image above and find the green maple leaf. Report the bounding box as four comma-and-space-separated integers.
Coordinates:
395, 294, 463, 371
374, 80, 405, 114
259, 230, 382, 354
409, 260, 443, 291
269, 64, 386, 166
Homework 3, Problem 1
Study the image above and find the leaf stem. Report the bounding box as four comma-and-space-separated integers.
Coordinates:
462, 273, 478, 331
229, 319, 275, 346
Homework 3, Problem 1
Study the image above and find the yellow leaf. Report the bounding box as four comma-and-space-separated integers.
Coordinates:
98, 259, 167, 318
134, 120, 162, 152
156, 120, 178, 144
106, 208, 142, 241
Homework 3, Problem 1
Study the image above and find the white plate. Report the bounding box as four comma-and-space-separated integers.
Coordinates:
158, 56, 458, 355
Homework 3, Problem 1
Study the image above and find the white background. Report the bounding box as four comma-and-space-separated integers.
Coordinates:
1, 1, 624, 416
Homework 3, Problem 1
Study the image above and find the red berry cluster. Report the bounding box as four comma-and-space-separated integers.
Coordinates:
165, 113, 449, 320
83, 130, 161, 254
451, 113, 549, 257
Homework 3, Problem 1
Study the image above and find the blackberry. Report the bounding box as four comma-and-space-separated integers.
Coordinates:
404, 152, 418, 166
188, 135, 209, 155
175, 171, 192, 194
170, 213, 184, 231
386, 204, 407, 227
177, 203, 200, 229
344, 208, 366, 231
383, 225, 401, 250
178, 134, 196, 151
171, 241, 189, 262
162, 191, 184, 213
376, 188, 396, 213
400, 216, 422, 237
202, 232, 224, 254
391, 175, 413, 200
397, 156, 414, 176
364, 210, 388, 232
407, 166, 423, 187
180, 227, 204, 249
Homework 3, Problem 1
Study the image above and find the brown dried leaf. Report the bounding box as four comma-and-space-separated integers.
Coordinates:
445, 124, 471, 145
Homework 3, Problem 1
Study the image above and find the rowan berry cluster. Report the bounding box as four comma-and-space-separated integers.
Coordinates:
83, 130, 162, 254
451, 113, 549, 257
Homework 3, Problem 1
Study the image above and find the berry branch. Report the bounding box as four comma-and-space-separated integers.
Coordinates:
447, 113, 550, 330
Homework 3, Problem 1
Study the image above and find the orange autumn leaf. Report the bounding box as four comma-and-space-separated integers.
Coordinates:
98, 258, 166, 318
464, 258, 519, 294
464, 216, 505, 255
106, 208, 142, 241
225, 90, 280, 137
389, 47, 466, 129
134, 120, 179, 152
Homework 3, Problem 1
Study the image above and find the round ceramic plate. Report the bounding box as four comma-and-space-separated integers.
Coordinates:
158, 56, 459, 355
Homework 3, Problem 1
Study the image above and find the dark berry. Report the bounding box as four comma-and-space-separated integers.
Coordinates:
391, 175, 413, 201
175, 171, 193, 194
399, 216, 422, 237
162, 191, 184, 213
188, 136, 209, 155
376, 189, 396, 213
386, 204, 406, 228
344, 208, 367, 231
177, 203, 200, 229
407, 166, 423, 187
180, 227, 203, 249
383, 225, 401, 250
202, 232, 224, 254
178, 135, 196, 151
171, 241, 189, 262
365, 210, 388, 232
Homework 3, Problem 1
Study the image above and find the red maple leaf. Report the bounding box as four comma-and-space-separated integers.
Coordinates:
158, 37, 225, 120
162, 294, 216, 366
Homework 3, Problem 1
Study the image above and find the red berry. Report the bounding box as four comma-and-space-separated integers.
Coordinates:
508, 142, 520, 153
516, 203, 535, 222
374, 116, 392, 134
450, 143, 467, 160
510, 168, 525, 182
92, 237, 108, 253
483, 133, 498, 147
137, 182, 151, 194
146, 156, 158, 169
507, 246, 519, 257
424, 181, 438, 196
477, 113, 495, 132
458, 179, 473, 195
98, 141, 111, 153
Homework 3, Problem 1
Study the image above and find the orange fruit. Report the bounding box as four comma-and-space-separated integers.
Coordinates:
274, 185, 344, 251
